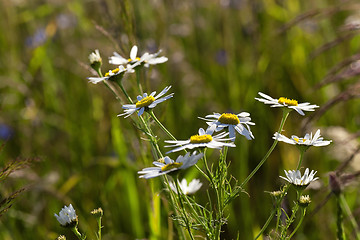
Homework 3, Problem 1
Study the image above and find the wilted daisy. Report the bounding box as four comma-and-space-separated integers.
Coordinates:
273, 129, 332, 149
138, 152, 204, 179
109, 45, 168, 67
118, 86, 174, 118
169, 179, 203, 195
200, 112, 255, 141
54, 204, 78, 227
165, 128, 235, 153
255, 92, 319, 115
280, 168, 319, 188
87, 65, 135, 84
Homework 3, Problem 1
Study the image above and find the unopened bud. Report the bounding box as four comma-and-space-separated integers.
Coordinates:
298, 195, 311, 208
329, 172, 342, 195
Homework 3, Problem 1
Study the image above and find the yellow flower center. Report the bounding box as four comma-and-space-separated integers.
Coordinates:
157, 158, 165, 164
105, 68, 120, 77
294, 138, 306, 143
218, 113, 240, 125
136, 96, 155, 108
161, 162, 183, 172
278, 97, 298, 106
128, 57, 141, 62
190, 134, 213, 143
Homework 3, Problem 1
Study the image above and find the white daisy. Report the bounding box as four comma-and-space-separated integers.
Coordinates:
88, 49, 101, 65
54, 204, 78, 227
200, 112, 255, 141
88, 65, 134, 84
273, 129, 332, 147
255, 92, 319, 115
280, 168, 319, 187
118, 86, 174, 118
164, 128, 236, 153
138, 152, 204, 179
109, 45, 168, 67
169, 179, 202, 195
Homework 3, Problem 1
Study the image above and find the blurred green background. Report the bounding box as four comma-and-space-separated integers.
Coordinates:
1, 0, 360, 239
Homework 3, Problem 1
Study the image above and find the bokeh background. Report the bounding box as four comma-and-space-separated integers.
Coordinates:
1, 0, 360, 239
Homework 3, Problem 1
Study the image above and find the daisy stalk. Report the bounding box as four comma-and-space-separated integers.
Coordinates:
148, 110, 177, 141
174, 176, 195, 240
240, 109, 290, 188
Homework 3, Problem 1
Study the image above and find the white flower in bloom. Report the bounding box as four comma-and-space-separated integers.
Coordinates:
118, 86, 174, 118
165, 128, 235, 153
88, 49, 101, 64
109, 45, 168, 67
200, 112, 255, 141
255, 92, 319, 115
273, 129, 332, 147
54, 204, 77, 227
138, 152, 204, 179
169, 179, 202, 195
88, 65, 134, 84
280, 168, 319, 187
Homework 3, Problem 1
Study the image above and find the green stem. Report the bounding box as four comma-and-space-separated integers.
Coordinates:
339, 194, 360, 240
175, 178, 195, 240
296, 150, 305, 171
97, 216, 102, 240
241, 110, 289, 188
116, 80, 133, 104
254, 209, 276, 240
136, 69, 143, 94
203, 150, 222, 239
288, 208, 306, 239
148, 110, 177, 141
163, 176, 187, 240
336, 195, 345, 240
71, 226, 86, 240
280, 203, 299, 238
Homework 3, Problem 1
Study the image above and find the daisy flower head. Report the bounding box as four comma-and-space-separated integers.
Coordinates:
280, 168, 319, 189
164, 128, 236, 154
109, 45, 168, 68
255, 92, 319, 115
89, 49, 102, 69
118, 86, 174, 118
54, 204, 78, 228
273, 129, 332, 151
88, 65, 134, 84
138, 152, 204, 179
201, 112, 255, 141
169, 179, 203, 195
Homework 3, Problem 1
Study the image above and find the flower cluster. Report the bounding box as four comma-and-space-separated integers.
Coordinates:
87, 45, 168, 84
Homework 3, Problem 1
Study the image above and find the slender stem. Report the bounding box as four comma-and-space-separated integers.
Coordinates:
280, 203, 299, 238
175, 178, 195, 240
116, 80, 133, 103
336, 195, 345, 240
136, 69, 143, 94
296, 150, 305, 171
163, 176, 187, 240
241, 110, 290, 188
97, 216, 102, 240
203, 150, 222, 239
71, 226, 86, 240
339, 194, 360, 240
254, 209, 276, 240
148, 110, 177, 140
288, 208, 306, 239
